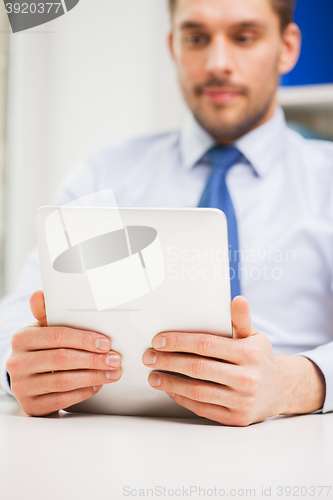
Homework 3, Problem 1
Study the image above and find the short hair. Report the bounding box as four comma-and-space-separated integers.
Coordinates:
168, 0, 297, 32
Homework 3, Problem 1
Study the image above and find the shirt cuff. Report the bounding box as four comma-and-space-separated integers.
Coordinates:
295, 344, 333, 414
0, 348, 14, 397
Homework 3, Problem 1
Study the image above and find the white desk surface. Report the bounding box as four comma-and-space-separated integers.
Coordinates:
1, 391, 332, 500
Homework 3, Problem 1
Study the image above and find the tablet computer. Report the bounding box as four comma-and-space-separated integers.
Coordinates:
35, 206, 232, 417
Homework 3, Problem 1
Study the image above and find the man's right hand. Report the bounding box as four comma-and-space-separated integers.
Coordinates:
6, 290, 122, 417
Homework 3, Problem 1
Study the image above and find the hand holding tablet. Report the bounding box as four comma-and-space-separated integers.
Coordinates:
6, 290, 122, 417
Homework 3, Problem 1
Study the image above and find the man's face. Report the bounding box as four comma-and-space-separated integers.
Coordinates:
169, 0, 300, 142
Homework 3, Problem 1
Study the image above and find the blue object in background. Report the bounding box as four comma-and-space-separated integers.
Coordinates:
281, 0, 333, 87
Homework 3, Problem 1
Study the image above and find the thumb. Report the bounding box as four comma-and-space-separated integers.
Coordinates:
231, 296, 257, 339
29, 290, 48, 327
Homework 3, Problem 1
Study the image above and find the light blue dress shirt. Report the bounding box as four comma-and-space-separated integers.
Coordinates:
1, 108, 333, 413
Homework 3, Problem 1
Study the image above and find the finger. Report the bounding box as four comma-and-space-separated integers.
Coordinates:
20, 348, 122, 374
231, 296, 256, 339
151, 331, 242, 364
12, 326, 112, 354
25, 385, 104, 417
147, 371, 239, 409
142, 349, 241, 388
26, 369, 122, 396
29, 291, 47, 327
166, 392, 241, 426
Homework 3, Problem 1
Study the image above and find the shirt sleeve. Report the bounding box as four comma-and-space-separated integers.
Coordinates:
296, 343, 333, 414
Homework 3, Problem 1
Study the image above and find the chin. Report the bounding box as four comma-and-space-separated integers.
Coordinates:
192, 100, 272, 142
196, 112, 250, 141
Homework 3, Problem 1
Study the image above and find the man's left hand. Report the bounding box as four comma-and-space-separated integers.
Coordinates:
142, 296, 325, 426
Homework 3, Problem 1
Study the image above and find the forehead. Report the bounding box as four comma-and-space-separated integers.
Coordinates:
173, 0, 278, 28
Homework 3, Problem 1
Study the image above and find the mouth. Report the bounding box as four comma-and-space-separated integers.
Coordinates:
201, 88, 243, 104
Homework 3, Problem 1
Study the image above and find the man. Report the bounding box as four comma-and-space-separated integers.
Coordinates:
1, 0, 332, 425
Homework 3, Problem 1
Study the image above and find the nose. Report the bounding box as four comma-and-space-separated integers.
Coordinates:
206, 35, 233, 77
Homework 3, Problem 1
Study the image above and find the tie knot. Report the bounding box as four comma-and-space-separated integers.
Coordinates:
207, 146, 242, 173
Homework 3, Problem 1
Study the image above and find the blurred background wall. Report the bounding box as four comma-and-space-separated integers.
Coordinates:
0, 0, 333, 295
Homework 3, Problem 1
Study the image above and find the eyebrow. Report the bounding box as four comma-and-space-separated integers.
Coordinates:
179, 20, 266, 31
179, 21, 206, 30
231, 21, 266, 30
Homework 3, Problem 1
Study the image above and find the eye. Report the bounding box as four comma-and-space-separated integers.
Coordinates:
184, 35, 209, 47
234, 34, 256, 45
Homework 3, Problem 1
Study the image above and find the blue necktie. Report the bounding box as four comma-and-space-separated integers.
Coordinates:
198, 146, 242, 300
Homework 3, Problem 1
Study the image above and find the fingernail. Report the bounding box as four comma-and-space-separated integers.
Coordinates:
95, 338, 110, 351
152, 336, 166, 349
93, 385, 103, 392
105, 370, 120, 380
142, 351, 157, 365
167, 392, 175, 398
106, 354, 121, 367
149, 373, 161, 387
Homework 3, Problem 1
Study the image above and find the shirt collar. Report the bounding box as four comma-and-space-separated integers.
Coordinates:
179, 112, 215, 170
179, 106, 287, 177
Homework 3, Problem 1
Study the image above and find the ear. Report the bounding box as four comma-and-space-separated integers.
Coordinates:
168, 31, 175, 61
278, 23, 302, 75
